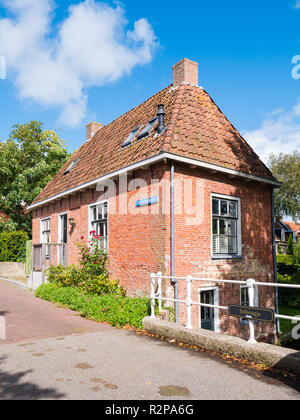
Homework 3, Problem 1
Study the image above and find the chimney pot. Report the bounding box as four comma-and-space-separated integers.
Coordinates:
86, 122, 103, 141
172, 58, 198, 88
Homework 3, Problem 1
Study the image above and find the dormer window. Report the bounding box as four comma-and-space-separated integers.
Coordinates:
64, 158, 79, 175
137, 118, 158, 140
122, 126, 141, 148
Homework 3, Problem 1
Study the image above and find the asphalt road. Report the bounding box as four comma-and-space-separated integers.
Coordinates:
0, 281, 299, 400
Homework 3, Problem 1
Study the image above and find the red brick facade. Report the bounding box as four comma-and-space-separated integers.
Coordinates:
32, 161, 277, 342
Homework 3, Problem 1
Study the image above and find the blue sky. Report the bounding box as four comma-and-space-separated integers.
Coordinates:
0, 0, 300, 162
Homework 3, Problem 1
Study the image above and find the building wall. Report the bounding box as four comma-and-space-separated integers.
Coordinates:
170, 164, 276, 342
32, 161, 277, 342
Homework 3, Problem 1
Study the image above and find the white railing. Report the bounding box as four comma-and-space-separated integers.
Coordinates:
150, 273, 300, 344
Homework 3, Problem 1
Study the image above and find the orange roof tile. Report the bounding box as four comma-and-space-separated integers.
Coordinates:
31, 83, 276, 206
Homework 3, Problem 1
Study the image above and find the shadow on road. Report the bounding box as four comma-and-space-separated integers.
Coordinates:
0, 356, 65, 400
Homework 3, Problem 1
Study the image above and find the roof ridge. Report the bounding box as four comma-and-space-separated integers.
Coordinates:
161, 83, 187, 152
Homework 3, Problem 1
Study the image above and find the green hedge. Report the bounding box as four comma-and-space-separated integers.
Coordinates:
276, 255, 294, 265
35, 284, 151, 329
0, 231, 29, 263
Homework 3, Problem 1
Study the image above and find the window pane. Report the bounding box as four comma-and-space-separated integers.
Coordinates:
213, 219, 218, 235
228, 236, 237, 254
227, 220, 236, 236
219, 236, 228, 253
212, 199, 219, 216
219, 219, 226, 235
229, 201, 237, 218
92, 207, 97, 221
213, 235, 218, 253
241, 287, 249, 306
221, 201, 228, 216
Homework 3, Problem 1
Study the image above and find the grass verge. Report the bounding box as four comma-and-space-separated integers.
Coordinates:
35, 283, 151, 329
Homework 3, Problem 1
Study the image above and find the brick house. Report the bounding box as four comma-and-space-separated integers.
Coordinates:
28, 59, 281, 342
275, 220, 300, 254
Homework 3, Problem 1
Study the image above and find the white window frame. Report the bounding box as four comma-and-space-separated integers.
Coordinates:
211, 193, 242, 259
58, 211, 68, 244
40, 217, 51, 257
198, 286, 220, 333
88, 200, 109, 252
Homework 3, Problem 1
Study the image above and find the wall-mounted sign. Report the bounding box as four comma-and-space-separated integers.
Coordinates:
136, 196, 158, 208
229, 305, 275, 323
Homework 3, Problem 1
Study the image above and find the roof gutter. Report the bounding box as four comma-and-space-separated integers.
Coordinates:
27, 152, 281, 211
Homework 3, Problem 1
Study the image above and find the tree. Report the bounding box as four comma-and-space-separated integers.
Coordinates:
287, 234, 294, 256
294, 239, 300, 265
268, 152, 300, 221
0, 121, 70, 235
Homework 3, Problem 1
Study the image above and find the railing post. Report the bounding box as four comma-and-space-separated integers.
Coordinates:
247, 278, 257, 344
186, 275, 192, 330
150, 273, 156, 319
157, 272, 162, 312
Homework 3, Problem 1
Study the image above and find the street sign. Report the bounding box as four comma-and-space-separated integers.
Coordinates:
229, 305, 275, 323
136, 196, 158, 208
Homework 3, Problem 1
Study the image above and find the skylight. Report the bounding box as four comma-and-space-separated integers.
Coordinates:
122, 126, 141, 148
137, 118, 158, 140
64, 158, 79, 175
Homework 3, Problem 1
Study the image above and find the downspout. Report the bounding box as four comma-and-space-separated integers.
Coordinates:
170, 161, 178, 322
271, 187, 280, 334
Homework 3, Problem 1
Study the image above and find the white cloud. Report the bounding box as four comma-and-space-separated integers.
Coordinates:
0, 0, 157, 126
242, 105, 300, 164
294, 1, 300, 9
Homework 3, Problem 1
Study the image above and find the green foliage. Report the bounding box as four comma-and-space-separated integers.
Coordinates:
287, 234, 294, 256
0, 217, 18, 233
46, 233, 125, 297
25, 240, 32, 277
277, 245, 283, 255
294, 241, 300, 265
276, 254, 294, 265
35, 284, 151, 329
0, 231, 29, 262
0, 121, 70, 235
268, 152, 300, 221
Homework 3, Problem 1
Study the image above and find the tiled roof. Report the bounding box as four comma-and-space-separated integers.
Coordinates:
284, 222, 300, 233
32, 83, 275, 206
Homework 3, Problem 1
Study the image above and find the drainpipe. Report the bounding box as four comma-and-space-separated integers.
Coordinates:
271, 187, 280, 334
170, 161, 178, 322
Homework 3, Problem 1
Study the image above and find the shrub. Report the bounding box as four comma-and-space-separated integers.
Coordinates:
294, 241, 300, 265
35, 284, 151, 329
0, 217, 18, 233
0, 231, 29, 262
277, 254, 294, 265
277, 262, 298, 276
287, 234, 294, 256
277, 245, 283, 255
45, 232, 125, 297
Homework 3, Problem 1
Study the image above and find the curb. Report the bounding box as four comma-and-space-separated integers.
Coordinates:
0, 277, 31, 289
143, 317, 300, 375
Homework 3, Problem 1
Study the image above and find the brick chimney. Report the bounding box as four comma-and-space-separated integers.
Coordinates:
172, 58, 198, 88
86, 122, 103, 141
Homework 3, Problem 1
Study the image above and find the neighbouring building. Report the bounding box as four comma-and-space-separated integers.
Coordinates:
275, 220, 300, 254
28, 59, 281, 343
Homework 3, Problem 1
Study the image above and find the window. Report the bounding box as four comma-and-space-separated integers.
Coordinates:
41, 218, 51, 257
240, 286, 249, 307
90, 202, 108, 250
212, 197, 240, 256
122, 126, 140, 148
137, 118, 158, 140
64, 158, 79, 175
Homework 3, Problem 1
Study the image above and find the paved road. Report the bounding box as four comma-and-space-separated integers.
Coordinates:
0, 281, 299, 400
